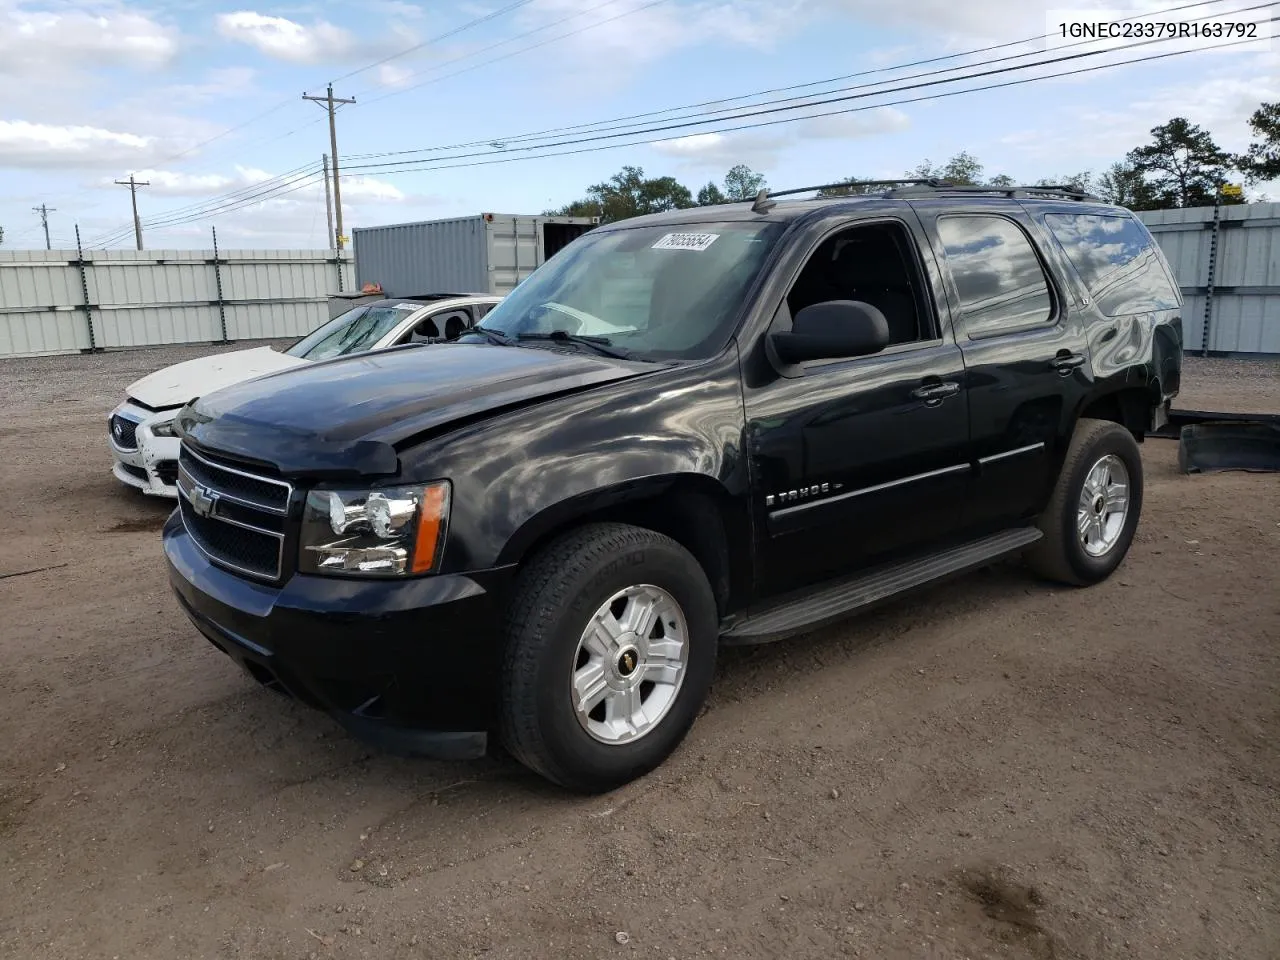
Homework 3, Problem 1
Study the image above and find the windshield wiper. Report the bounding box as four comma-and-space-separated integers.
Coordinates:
467, 327, 515, 346
517, 330, 634, 360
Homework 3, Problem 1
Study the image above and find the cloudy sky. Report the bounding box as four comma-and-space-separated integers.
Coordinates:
0, 0, 1276, 250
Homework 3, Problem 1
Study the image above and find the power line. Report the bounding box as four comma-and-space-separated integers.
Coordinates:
82, 0, 663, 245
342, 22, 1267, 174
90, 168, 325, 247
97, 29, 1263, 243
133, 1, 552, 169
35, 3, 544, 223
330, 0, 542, 83
92, 170, 325, 247
353, 0, 671, 105
343, 0, 1243, 162
337, 32, 1268, 180
85, 13, 1267, 243
86, 161, 322, 247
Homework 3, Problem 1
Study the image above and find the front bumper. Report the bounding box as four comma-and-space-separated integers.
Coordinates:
163, 509, 515, 759
108, 404, 181, 497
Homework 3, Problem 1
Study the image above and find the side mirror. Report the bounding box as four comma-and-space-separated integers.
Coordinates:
770, 300, 890, 365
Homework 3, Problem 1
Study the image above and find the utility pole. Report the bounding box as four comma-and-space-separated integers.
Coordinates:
303, 85, 355, 250
113, 175, 150, 250
322, 154, 335, 251
32, 203, 56, 250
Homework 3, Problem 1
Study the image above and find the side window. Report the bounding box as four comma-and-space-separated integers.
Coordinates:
432, 309, 472, 340
1043, 213, 1181, 316
936, 216, 1054, 338
400, 316, 438, 343
784, 220, 933, 347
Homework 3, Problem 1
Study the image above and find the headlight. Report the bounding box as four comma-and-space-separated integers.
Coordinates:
149, 419, 177, 438
299, 481, 451, 577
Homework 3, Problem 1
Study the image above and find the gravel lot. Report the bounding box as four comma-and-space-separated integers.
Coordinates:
0, 346, 1277, 960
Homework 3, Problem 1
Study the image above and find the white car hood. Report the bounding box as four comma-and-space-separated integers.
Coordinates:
126, 346, 309, 409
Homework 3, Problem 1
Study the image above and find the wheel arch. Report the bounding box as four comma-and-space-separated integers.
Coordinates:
1073, 374, 1166, 442
496, 473, 752, 618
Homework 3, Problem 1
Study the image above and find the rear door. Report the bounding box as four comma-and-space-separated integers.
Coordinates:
912, 200, 1093, 530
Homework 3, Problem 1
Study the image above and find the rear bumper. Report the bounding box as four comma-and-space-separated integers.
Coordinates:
163, 509, 515, 759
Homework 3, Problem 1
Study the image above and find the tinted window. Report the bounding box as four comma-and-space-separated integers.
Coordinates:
472, 221, 786, 361
786, 221, 931, 346
1044, 213, 1181, 316
937, 216, 1054, 338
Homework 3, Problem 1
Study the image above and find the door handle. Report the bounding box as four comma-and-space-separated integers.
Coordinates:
1051, 353, 1087, 375
911, 381, 961, 404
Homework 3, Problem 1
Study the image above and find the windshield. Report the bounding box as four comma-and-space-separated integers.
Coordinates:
471, 221, 785, 361
284, 303, 419, 361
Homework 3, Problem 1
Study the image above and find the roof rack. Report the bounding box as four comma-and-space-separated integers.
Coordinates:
888, 183, 1103, 202
746, 179, 1102, 213
750, 179, 954, 213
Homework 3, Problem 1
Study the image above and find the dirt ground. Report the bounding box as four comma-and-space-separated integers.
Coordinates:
0, 346, 1277, 960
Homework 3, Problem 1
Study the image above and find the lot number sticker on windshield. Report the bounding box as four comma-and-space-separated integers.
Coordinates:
652, 233, 720, 252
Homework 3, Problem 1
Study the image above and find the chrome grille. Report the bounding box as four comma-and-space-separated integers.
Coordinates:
177, 445, 292, 581
110, 415, 139, 450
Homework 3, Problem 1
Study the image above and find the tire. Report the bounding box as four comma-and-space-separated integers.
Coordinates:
499, 522, 718, 793
1027, 417, 1144, 586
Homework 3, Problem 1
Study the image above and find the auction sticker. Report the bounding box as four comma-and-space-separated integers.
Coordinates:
652, 233, 720, 252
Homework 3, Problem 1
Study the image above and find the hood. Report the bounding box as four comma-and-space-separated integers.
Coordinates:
126, 346, 308, 409
177, 343, 653, 478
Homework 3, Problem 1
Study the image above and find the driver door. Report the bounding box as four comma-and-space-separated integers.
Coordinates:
743, 216, 974, 596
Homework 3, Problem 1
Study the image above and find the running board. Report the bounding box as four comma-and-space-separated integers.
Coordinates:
721, 527, 1043, 645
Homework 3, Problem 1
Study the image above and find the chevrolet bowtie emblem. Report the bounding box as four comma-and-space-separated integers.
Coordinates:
188, 484, 219, 518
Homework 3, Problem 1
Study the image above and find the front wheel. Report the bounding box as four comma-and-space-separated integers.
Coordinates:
1027, 417, 1144, 586
499, 522, 718, 793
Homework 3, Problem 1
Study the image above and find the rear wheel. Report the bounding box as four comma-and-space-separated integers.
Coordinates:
499, 522, 717, 793
1027, 417, 1144, 585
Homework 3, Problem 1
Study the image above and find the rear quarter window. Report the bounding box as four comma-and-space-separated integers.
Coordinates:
1043, 213, 1181, 316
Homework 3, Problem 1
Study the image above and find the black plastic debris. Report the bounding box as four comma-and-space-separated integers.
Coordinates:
1177, 420, 1280, 474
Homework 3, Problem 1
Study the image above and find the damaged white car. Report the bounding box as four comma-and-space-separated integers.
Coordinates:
108, 294, 500, 497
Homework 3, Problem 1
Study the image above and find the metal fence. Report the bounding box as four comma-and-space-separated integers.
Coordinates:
1137, 202, 1280, 356
2, 203, 1275, 359
0, 244, 352, 358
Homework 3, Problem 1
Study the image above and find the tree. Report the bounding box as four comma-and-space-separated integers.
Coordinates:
815, 176, 885, 197
988, 174, 1016, 188
549, 165, 694, 223
544, 199, 604, 218
1035, 172, 1096, 193
696, 182, 727, 206
0, 225, 5, 246
723, 163, 766, 201
1237, 101, 1280, 184
908, 151, 984, 185
1094, 161, 1158, 209
1126, 118, 1240, 207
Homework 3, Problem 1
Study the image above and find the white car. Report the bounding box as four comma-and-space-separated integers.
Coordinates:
108, 294, 501, 497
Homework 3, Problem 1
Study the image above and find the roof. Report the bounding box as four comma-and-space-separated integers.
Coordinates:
384, 293, 500, 305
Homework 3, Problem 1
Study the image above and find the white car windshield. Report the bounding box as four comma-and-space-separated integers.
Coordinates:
470, 221, 786, 361
285, 303, 419, 361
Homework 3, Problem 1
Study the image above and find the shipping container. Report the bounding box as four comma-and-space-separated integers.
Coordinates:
352, 214, 598, 298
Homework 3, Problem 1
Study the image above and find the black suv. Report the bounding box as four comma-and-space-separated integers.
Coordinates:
163, 180, 1183, 792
